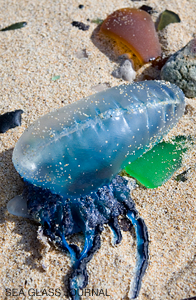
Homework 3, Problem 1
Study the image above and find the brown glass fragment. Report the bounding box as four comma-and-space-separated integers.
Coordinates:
100, 8, 161, 64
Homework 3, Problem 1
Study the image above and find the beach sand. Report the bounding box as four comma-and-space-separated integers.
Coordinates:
0, 0, 196, 299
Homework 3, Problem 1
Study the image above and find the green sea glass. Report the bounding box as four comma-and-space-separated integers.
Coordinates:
125, 136, 188, 188
51, 75, 60, 81
0, 22, 27, 31
157, 10, 181, 31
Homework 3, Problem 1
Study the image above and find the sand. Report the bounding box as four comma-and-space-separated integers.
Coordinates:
0, 0, 196, 299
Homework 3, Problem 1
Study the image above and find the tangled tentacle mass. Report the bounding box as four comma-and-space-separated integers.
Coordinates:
24, 175, 148, 299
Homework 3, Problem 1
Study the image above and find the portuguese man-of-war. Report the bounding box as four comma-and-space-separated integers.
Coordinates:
7, 80, 185, 300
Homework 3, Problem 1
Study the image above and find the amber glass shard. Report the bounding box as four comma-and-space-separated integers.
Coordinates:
100, 8, 161, 64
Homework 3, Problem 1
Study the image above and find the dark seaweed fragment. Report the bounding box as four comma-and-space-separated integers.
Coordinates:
181, 296, 196, 300
71, 21, 89, 31
151, 55, 170, 69
0, 22, 27, 31
175, 169, 190, 182
184, 104, 194, 116
0, 110, 23, 133
139, 5, 154, 14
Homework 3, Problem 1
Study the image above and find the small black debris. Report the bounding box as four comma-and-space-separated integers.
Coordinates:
0, 110, 23, 133
181, 296, 196, 300
0, 22, 27, 31
78, 4, 84, 9
139, 5, 154, 14
184, 104, 194, 116
119, 217, 133, 232
175, 169, 190, 182
71, 21, 90, 31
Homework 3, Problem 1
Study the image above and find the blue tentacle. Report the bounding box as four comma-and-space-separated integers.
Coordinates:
126, 209, 149, 299
73, 229, 95, 269
111, 175, 149, 298
69, 227, 102, 300
59, 233, 77, 265
109, 217, 122, 245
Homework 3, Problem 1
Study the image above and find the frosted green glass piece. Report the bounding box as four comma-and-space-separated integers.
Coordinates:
157, 10, 181, 31
51, 75, 60, 81
125, 136, 188, 188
